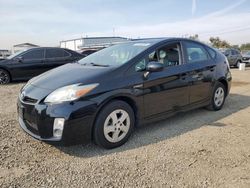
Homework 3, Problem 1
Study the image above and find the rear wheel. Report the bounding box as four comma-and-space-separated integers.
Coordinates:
93, 100, 135, 149
0, 69, 10, 84
207, 82, 226, 111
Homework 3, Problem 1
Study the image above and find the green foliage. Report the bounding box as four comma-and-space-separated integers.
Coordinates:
209, 37, 231, 48
189, 34, 199, 41
186, 35, 249, 52
240, 43, 250, 51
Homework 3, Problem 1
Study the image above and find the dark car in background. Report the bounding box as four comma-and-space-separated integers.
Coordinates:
17, 38, 231, 149
221, 48, 242, 68
0, 47, 84, 84
242, 51, 250, 64
81, 49, 99, 56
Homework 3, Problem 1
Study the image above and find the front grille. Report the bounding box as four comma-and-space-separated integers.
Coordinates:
24, 119, 39, 135
22, 96, 38, 104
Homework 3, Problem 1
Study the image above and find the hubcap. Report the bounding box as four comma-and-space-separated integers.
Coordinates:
0, 70, 9, 84
214, 87, 224, 107
103, 109, 130, 143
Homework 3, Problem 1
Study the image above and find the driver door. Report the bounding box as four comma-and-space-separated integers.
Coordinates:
12, 48, 45, 79
141, 42, 190, 118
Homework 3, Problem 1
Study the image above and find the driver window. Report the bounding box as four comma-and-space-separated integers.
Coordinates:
22, 49, 45, 61
157, 43, 180, 67
135, 43, 181, 72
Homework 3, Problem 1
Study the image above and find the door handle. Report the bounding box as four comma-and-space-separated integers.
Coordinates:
191, 73, 203, 79
133, 84, 143, 89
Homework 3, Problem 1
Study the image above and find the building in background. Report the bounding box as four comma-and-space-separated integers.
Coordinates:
60, 37, 129, 52
0, 49, 11, 60
12, 43, 39, 53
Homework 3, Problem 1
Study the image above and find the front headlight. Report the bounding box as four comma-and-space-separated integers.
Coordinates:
44, 83, 99, 103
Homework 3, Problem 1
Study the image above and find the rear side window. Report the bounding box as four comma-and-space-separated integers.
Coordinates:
206, 47, 217, 59
45, 49, 70, 58
185, 42, 209, 63
22, 49, 45, 60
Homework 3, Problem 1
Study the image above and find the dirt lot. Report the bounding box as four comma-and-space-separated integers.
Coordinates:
0, 68, 250, 188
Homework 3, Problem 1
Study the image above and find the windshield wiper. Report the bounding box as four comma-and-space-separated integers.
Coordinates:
82, 62, 110, 67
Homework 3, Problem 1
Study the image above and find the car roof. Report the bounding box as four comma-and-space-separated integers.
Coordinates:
27, 47, 67, 50
126, 37, 208, 46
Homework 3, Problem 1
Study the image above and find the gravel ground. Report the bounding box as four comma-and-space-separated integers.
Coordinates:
1, 68, 250, 188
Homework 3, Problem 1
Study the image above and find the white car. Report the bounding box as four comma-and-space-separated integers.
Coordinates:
242, 51, 250, 64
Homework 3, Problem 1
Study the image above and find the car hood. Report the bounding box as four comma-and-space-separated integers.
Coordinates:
29, 63, 115, 90
0, 59, 11, 65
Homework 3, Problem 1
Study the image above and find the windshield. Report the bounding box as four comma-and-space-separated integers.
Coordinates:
7, 50, 25, 59
78, 42, 152, 66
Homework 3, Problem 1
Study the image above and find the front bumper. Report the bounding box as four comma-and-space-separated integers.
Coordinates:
242, 59, 250, 64
17, 98, 98, 145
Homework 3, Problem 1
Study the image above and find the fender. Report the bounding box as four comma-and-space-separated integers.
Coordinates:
89, 88, 144, 125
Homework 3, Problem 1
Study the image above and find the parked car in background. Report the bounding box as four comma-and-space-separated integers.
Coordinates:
221, 48, 242, 68
0, 47, 85, 84
81, 49, 99, 56
0, 49, 11, 61
0, 55, 8, 61
17, 38, 232, 149
242, 51, 250, 64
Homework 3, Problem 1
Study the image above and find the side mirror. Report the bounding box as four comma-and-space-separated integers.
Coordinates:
15, 56, 23, 62
146, 61, 164, 72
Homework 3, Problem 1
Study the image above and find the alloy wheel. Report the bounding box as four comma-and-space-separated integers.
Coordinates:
103, 109, 130, 143
0, 70, 10, 84
214, 87, 225, 107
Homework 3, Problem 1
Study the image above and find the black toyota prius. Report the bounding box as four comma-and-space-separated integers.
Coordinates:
17, 38, 232, 149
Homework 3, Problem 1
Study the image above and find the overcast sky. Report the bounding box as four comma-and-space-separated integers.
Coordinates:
0, 0, 250, 49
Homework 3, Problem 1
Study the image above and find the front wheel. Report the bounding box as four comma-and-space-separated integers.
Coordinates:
93, 100, 135, 149
0, 69, 10, 84
207, 82, 226, 111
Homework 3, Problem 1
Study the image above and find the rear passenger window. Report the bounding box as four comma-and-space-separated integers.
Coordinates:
46, 49, 70, 58
185, 42, 209, 63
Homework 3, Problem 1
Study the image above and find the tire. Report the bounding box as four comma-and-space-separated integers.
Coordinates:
206, 82, 226, 111
93, 100, 135, 149
0, 69, 10, 84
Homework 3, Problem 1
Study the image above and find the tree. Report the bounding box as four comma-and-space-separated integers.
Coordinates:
189, 34, 199, 41
209, 37, 231, 48
240, 43, 250, 51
